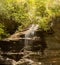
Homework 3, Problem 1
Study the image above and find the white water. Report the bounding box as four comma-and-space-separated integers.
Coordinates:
25, 24, 39, 51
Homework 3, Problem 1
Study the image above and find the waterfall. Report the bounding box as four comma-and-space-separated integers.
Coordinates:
24, 24, 39, 51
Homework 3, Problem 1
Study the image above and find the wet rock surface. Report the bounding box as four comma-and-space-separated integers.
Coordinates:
0, 22, 60, 65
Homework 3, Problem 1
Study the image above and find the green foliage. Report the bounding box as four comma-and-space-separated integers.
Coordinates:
35, 0, 60, 30
0, 0, 60, 39
0, 23, 4, 35
0, 0, 30, 33
0, 23, 10, 39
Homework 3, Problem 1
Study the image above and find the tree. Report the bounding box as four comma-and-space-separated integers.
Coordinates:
0, 0, 60, 39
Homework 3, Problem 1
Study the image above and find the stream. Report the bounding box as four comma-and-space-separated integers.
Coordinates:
0, 23, 60, 65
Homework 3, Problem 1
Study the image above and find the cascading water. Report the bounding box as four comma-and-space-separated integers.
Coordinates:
24, 24, 39, 52
0, 24, 39, 65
